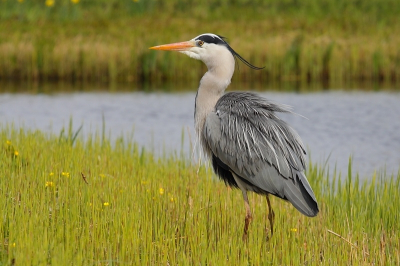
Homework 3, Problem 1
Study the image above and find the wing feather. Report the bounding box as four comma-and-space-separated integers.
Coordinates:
203, 92, 319, 216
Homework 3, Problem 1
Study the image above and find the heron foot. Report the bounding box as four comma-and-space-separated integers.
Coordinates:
242, 213, 252, 241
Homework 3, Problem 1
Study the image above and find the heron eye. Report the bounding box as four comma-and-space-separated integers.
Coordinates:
197, 40, 204, 47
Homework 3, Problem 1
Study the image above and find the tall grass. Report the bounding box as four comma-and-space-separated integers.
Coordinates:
1, 124, 399, 265
0, 0, 400, 88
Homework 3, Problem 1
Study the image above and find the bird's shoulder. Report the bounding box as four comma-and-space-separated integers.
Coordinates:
203, 91, 306, 179
215, 91, 292, 117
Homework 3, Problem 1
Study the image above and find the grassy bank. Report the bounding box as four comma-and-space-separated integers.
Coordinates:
1, 125, 399, 265
0, 0, 400, 89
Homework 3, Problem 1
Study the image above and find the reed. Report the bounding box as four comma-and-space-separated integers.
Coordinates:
1, 0, 400, 88
1, 124, 399, 265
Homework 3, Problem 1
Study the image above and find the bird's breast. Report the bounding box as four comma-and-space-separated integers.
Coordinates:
194, 92, 222, 158
194, 70, 230, 157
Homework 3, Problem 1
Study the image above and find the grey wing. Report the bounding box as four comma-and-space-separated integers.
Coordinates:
203, 92, 319, 217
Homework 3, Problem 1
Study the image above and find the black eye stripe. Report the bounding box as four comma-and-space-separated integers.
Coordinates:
195, 35, 225, 45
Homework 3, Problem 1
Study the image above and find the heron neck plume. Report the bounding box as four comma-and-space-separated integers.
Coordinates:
194, 50, 235, 152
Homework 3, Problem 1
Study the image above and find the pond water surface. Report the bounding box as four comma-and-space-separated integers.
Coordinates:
1, 91, 399, 179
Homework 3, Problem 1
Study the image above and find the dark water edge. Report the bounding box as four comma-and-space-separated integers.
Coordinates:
0, 79, 399, 94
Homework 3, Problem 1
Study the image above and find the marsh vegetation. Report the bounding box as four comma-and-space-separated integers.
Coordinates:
1, 125, 399, 264
1, 0, 400, 89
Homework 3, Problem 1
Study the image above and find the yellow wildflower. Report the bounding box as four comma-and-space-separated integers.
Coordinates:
159, 188, 164, 195
45, 0, 54, 7
12, 243, 16, 247
45, 181, 54, 187
14, 151, 19, 156
18, 0, 23, 2
99, 174, 106, 178
290, 228, 298, 232
168, 193, 174, 202
6, 140, 11, 145
141, 180, 147, 185
103, 202, 110, 206
49, 172, 54, 176
71, 0, 79, 3
62, 172, 70, 177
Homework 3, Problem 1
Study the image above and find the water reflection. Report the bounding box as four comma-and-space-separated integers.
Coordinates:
0, 90, 399, 179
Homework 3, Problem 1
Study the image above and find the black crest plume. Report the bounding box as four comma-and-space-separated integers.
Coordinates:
195, 34, 264, 70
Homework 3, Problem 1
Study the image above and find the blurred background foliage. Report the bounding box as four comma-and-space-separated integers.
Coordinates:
2, 0, 400, 23
0, 0, 400, 90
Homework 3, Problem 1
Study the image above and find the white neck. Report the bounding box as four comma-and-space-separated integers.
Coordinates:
194, 46, 235, 141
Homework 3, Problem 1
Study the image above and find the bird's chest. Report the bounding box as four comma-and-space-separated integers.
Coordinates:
194, 91, 221, 156
194, 90, 220, 132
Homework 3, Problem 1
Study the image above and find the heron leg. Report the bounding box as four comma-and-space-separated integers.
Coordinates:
242, 190, 252, 241
266, 194, 275, 241
231, 172, 252, 241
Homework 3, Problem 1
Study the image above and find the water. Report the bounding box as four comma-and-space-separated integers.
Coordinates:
1, 91, 399, 179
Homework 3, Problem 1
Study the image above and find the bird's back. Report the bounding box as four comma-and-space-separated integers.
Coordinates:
203, 92, 319, 217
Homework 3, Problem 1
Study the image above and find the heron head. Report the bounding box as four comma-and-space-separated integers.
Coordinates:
150, 33, 263, 70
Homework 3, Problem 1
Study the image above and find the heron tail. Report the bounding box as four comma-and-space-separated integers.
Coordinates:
284, 172, 319, 217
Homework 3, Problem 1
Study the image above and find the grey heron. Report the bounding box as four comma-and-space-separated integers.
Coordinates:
150, 33, 319, 240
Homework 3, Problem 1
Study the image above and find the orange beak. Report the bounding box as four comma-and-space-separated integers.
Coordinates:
149, 41, 195, 51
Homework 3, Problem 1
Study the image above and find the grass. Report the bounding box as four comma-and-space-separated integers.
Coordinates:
1, 124, 399, 265
1, 0, 400, 89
